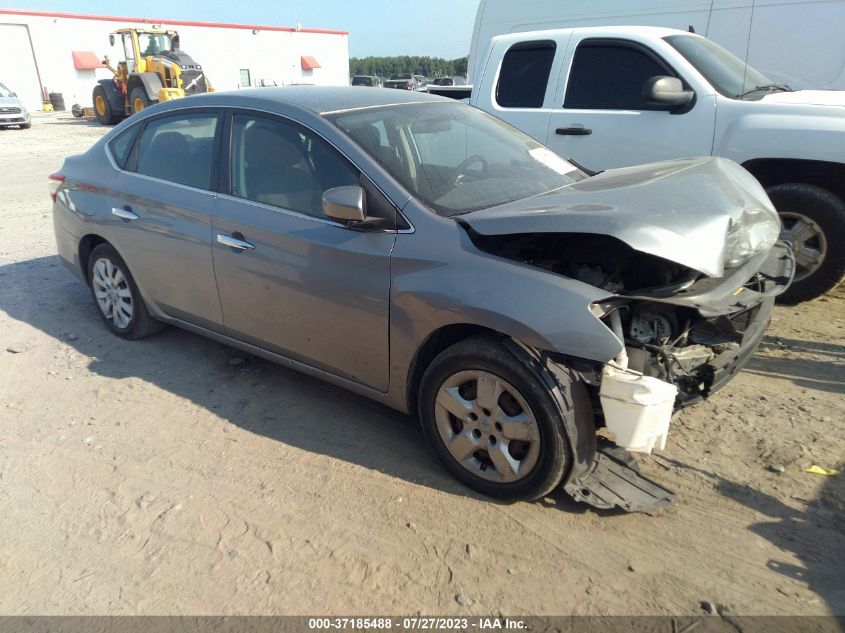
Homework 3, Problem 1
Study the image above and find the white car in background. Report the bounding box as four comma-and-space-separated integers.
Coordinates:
0, 81, 30, 129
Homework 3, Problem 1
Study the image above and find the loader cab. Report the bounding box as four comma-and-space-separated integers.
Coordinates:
109, 28, 175, 74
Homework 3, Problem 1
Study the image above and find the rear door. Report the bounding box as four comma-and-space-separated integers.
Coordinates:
211, 111, 395, 391
109, 110, 224, 331
545, 36, 716, 171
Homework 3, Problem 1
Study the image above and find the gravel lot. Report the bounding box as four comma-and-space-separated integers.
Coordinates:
1, 112, 843, 616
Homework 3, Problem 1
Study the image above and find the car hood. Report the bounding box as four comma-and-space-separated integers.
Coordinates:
461, 157, 775, 278
760, 90, 845, 107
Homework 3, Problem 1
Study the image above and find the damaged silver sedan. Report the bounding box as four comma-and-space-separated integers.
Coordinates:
52, 88, 794, 511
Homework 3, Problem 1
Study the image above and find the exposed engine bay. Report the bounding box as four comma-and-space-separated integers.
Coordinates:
466, 230, 772, 404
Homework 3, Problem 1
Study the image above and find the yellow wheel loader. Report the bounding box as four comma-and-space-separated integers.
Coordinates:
93, 27, 213, 125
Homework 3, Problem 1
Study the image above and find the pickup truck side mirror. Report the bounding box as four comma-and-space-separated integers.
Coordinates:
643, 76, 694, 111
322, 185, 366, 224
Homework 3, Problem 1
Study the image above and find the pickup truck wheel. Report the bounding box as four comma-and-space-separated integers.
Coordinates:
418, 335, 573, 501
767, 183, 845, 304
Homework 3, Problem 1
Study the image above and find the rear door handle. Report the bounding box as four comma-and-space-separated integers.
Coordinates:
555, 126, 592, 136
111, 206, 139, 220
217, 233, 255, 251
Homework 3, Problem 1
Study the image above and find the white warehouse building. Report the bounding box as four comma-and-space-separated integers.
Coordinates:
0, 8, 350, 111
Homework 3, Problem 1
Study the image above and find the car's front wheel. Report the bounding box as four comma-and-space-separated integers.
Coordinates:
87, 243, 164, 339
418, 335, 576, 500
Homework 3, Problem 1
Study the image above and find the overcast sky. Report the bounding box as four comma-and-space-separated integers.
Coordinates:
9, 0, 479, 58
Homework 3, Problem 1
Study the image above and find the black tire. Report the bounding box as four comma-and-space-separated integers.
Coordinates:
129, 86, 152, 114
767, 184, 845, 304
93, 85, 121, 125
87, 243, 164, 340
418, 334, 580, 501
19, 123, 30, 129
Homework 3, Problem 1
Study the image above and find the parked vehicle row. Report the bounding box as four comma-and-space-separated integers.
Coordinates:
51, 87, 794, 511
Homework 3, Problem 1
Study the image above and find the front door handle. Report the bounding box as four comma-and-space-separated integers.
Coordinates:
111, 206, 139, 220
217, 233, 255, 251
555, 126, 592, 136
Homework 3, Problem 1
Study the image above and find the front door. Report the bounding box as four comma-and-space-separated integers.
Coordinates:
212, 112, 395, 391
546, 37, 716, 171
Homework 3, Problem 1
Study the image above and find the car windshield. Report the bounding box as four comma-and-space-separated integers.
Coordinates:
328, 102, 583, 216
0, 82, 13, 98
138, 33, 172, 56
351, 77, 373, 86
664, 34, 775, 99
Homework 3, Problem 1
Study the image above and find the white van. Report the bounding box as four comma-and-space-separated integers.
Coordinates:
468, 0, 845, 91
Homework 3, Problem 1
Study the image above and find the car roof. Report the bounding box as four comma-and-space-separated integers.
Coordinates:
170, 85, 452, 116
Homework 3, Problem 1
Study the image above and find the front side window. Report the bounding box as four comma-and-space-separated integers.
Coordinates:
229, 114, 359, 219
565, 43, 671, 110
328, 102, 584, 216
134, 113, 219, 189
496, 41, 556, 108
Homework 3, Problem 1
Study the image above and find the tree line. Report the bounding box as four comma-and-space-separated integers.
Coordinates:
350, 56, 469, 79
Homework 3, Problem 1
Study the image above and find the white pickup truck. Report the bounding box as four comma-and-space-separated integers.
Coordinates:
440, 26, 845, 303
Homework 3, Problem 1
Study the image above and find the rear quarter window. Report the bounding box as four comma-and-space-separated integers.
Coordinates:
108, 124, 140, 170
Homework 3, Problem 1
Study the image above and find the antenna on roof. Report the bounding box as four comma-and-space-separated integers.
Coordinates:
688, 25, 696, 33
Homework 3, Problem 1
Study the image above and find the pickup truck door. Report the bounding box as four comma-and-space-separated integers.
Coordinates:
545, 35, 717, 172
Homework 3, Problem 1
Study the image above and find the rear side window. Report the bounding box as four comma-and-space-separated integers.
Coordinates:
564, 43, 671, 110
133, 113, 219, 189
496, 40, 556, 108
108, 125, 140, 169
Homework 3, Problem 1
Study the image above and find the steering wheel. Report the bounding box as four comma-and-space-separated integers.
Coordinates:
454, 154, 489, 185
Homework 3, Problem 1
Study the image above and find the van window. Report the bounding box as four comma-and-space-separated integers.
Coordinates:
496, 41, 556, 108
134, 114, 219, 189
229, 114, 359, 219
565, 43, 670, 110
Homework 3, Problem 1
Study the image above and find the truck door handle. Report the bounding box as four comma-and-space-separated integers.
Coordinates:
217, 233, 255, 251
556, 126, 592, 136
111, 206, 139, 220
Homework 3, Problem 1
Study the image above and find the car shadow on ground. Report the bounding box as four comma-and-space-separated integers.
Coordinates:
655, 455, 845, 614
0, 254, 624, 516
744, 335, 845, 395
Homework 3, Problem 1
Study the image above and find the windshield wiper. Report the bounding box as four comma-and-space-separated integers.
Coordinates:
736, 83, 792, 99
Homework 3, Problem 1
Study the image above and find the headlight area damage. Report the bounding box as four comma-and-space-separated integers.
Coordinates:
460, 157, 795, 511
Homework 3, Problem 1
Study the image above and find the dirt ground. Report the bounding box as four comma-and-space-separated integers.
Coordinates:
0, 112, 843, 617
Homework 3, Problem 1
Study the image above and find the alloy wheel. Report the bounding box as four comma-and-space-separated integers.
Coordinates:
780, 211, 828, 282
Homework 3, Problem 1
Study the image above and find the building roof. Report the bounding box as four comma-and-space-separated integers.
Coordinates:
0, 8, 348, 35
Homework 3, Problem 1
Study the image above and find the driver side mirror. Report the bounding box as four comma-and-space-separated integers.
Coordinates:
109, 33, 115, 46
322, 186, 366, 224
643, 76, 694, 111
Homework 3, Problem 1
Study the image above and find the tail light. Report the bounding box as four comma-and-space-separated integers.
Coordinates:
48, 172, 65, 202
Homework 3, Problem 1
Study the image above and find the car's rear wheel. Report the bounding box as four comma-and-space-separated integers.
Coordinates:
87, 243, 164, 339
767, 183, 845, 304
418, 335, 574, 500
